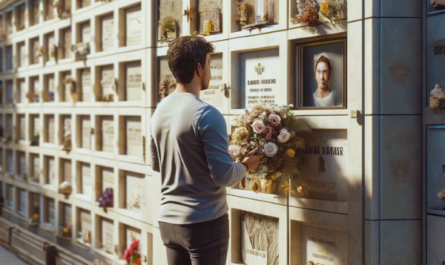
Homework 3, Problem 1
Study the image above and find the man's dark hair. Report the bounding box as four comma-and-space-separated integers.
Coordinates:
167, 36, 214, 84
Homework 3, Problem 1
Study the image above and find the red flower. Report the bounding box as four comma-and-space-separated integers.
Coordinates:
130, 239, 140, 251
123, 249, 132, 262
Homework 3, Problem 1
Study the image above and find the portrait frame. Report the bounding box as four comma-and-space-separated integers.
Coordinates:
296, 39, 347, 110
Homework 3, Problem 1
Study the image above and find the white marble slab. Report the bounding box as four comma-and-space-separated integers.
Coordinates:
63, 204, 72, 228
101, 65, 114, 96
81, 23, 91, 43
81, 69, 92, 102
102, 219, 114, 254
19, 115, 26, 140
81, 164, 92, 198
126, 226, 141, 247
101, 117, 114, 153
48, 199, 55, 226
47, 116, 55, 143
200, 54, 223, 108
126, 172, 145, 213
47, 157, 55, 185
125, 117, 142, 157
101, 15, 114, 51
62, 160, 72, 183
102, 167, 114, 190
125, 62, 142, 101
81, 117, 91, 149
19, 189, 26, 216
126, 6, 142, 46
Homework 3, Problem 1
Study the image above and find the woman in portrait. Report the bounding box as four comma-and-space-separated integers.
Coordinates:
312, 55, 336, 107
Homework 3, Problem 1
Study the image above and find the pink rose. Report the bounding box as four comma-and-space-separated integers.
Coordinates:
277, 129, 291, 143
252, 120, 266, 134
263, 142, 278, 157
229, 145, 242, 157
263, 126, 273, 140
269, 114, 281, 127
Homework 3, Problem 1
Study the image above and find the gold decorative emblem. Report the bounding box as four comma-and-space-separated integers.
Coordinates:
254, 63, 265, 75
318, 156, 325, 173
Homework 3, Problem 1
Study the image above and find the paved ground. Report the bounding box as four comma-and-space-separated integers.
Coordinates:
0, 245, 28, 265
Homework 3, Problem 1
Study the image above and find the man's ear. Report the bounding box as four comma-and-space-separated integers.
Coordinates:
196, 62, 203, 77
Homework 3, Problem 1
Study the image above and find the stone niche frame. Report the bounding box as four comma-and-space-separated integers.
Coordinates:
95, 64, 115, 101
95, 215, 115, 260
75, 20, 92, 61
116, 221, 153, 264
43, 73, 55, 102
118, 114, 145, 164
95, 116, 115, 153
59, 202, 73, 238
60, 158, 73, 184
426, 125, 445, 215
118, 170, 147, 219
29, 0, 40, 26
229, 32, 288, 113
43, 196, 56, 228
289, 116, 349, 214
229, 196, 288, 265
5, 80, 13, 105
16, 41, 27, 68
44, 32, 56, 64
289, 207, 348, 265
5, 114, 13, 141
6, 149, 14, 176
29, 76, 41, 103
30, 153, 41, 184
157, 0, 183, 47
59, 114, 72, 147
59, 27, 73, 60
16, 188, 27, 218
75, 207, 93, 247
29, 114, 41, 144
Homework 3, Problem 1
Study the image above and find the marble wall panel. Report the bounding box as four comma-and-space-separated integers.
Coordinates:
427, 14, 445, 106
380, 220, 421, 264
427, 215, 445, 264
381, 0, 421, 17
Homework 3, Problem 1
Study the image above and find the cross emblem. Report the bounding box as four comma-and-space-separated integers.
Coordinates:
254, 63, 265, 75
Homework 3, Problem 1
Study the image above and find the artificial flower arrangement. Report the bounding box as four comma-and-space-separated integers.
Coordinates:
98, 188, 114, 208
229, 104, 310, 195
438, 188, 445, 210
123, 239, 141, 265
291, 0, 347, 32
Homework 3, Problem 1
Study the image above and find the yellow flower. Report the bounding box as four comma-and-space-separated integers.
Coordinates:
286, 149, 296, 158
233, 127, 250, 142
321, 2, 330, 15
63, 227, 69, 234
297, 186, 303, 194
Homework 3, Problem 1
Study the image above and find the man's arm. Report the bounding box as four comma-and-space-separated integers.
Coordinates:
149, 134, 160, 172
198, 106, 245, 187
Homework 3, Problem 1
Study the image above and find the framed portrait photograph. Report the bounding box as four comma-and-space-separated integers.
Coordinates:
297, 39, 346, 109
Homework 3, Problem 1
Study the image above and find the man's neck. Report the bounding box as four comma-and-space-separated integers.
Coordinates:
173, 82, 201, 98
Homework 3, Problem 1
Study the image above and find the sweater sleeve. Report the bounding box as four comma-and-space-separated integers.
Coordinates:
198, 106, 245, 187
149, 134, 160, 173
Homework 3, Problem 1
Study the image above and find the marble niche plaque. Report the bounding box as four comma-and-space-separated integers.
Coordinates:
45, 0, 55, 20
47, 116, 55, 143
46, 75, 55, 102
62, 159, 72, 183
101, 15, 115, 51
63, 204, 72, 228
19, 189, 26, 216
6, 185, 13, 209
19, 43, 27, 67
18, 115, 26, 140
101, 219, 114, 254
81, 69, 92, 102
61, 72, 72, 102
78, 0, 91, 9
101, 65, 115, 97
32, 115, 41, 139
200, 54, 223, 108
158, 57, 176, 101
125, 117, 142, 157
7, 151, 13, 175
297, 129, 348, 202
240, 49, 280, 109
18, 79, 26, 103
6, 115, 13, 139
31, 0, 40, 26
6, 46, 12, 70
126, 226, 141, 247
31, 154, 40, 182
47, 198, 55, 226
62, 28, 72, 59
31, 38, 40, 64
7, 80, 13, 104
79, 210, 92, 242
81, 116, 91, 149
46, 34, 56, 62
101, 117, 114, 153
126, 6, 142, 46
302, 225, 348, 265
17, 152, 26, 179
46, 157, 55, 186
80, 22, 91, 43
125, 62, 142, 101
198, 1, 222, 34
31, 77, 40, 102
102, 167, 114, 190
81, 163, 92, 198
125, 172, 145, 213
158, 0, 182, 40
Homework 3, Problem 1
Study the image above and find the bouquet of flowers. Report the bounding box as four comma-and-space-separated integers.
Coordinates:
229, 104, 310, 195
291, 0, 320, 33
123, 239, 141, 265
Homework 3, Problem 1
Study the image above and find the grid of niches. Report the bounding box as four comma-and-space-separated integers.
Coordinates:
0, 0, 353, 264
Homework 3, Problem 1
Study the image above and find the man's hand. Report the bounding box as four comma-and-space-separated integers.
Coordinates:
242, 148, 263, 173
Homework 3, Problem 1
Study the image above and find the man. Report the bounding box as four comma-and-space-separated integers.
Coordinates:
150, 36, 262, 265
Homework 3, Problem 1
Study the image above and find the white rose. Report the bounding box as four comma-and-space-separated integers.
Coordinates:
277, 129, 291, 143
252, 120, 266, 134
263, 142, 278, 157
229, 145, 242, 157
